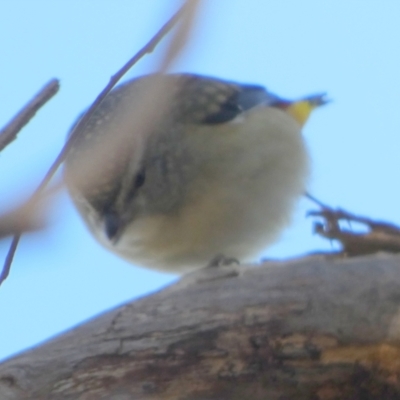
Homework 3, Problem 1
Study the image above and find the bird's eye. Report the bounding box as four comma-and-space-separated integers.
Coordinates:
125, 168, 146, 203
134, 170, 146, 189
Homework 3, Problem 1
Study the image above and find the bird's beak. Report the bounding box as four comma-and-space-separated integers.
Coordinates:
285, 93, 330, 127
103, 211, 123, 243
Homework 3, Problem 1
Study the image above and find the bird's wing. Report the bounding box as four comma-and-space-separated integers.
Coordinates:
170, 74, 283, 125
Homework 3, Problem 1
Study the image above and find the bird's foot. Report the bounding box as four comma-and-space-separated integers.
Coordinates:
179, 255, 241, 286
206, 254, 240, 268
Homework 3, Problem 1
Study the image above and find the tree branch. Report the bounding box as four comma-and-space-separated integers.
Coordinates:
1, 255, 400, 399
0, 79, 59, 153
306, 193, 400, 256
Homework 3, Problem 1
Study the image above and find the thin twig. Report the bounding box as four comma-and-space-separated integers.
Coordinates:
0, 180, 62, 241
306, 192, 400, 256
0, 79, 59, 152
0, 181, 63, 284
0, 1, 197, 286
159, 0, 200, 70
304, 191, 330, 210
0, 238, 19, 285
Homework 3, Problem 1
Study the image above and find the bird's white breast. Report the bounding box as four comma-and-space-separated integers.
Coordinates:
112, 106, 309, 273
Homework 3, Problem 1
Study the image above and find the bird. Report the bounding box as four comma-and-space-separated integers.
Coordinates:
64, 73, 327, 273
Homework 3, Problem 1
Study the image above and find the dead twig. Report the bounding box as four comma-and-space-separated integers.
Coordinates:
0, 181, 62, 284
0, 204, 45, 241
307, 194, 400, 256
0, 79, 59, 152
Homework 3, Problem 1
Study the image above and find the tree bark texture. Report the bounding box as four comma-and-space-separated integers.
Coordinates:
1, 253, 400, 399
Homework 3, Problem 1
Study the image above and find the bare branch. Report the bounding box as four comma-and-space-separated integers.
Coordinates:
0, 238, 18, 286
0, 79, 59, 152
0, 206, 39, 285
0, 182, 61, 285
2, 255, 400, 398
304, 191, 330, 209
307, 195, 400, 256
159, 0, 201, 70
0, 203, 44, 241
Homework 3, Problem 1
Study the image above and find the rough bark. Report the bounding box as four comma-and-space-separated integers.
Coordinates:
1, 253, 400, 399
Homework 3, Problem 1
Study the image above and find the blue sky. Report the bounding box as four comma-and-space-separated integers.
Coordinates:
1, 1, 399, 361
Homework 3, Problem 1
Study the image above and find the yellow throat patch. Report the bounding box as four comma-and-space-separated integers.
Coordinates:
285, 94, 328, 126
